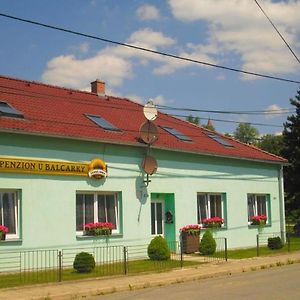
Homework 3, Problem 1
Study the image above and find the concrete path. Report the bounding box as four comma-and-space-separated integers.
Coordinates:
1, 252, 300, 300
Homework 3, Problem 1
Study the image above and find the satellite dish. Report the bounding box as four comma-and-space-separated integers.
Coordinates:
143, 101, 158, 121
142, 155, 158, 175
140, 121, 159, 144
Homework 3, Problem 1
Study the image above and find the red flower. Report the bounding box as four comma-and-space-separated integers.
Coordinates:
0, 225, 9, 233
180, 224, 201, 235
251, 215, 267, 222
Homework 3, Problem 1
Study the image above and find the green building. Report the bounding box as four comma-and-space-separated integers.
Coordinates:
0, 75, 287, 254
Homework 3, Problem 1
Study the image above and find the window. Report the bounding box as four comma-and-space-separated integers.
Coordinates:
0, 190, 19, 238
248, 194, 269, 224
86, 114, 121, 132
76, 192, 119, 234
151, 201, 164, 235
197, 193, 224, 226
207, 133, 234, 148
160, 126, 192, 142
0, 101, 24, 118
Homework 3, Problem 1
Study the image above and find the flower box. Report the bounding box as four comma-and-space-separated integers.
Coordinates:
0, 225, 8, 241
180, 224, 201, 254
84, 222, 114, 236
250, 215, 267, 226
202, 217, 224, 228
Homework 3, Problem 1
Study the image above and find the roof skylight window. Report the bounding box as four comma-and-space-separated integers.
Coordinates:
86, 114, 121, 132
160, 126, 192, 142
0, 101, 24, 119
207, 133, 234, 147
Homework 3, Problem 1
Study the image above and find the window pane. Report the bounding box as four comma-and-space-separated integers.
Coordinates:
106, 195, 117, 228
151, 203, 155, 235
197, 194, 207, 223
156, 203, 163, 235
97, 195, 106, 222
257, 195, 267, 216
248, 194, 255, 221
210, 195, 222, 218
76, 194, 84, 231
84, 194, 94, 225
2, 193, 16, 234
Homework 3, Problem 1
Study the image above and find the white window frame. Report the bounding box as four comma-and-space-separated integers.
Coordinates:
0, 189, 20, 239
247, 194, 269, 224
76, 192, 119, 235
197, 193, 224, 226
151, 200, 164, 236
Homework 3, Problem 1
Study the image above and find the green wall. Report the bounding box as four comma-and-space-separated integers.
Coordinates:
0, 132, 284, 251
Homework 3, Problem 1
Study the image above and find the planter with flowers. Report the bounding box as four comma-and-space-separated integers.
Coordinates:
180, 224, 201, 254
84, 222, 114, 236
0, 225, 8, 241
202, 217, 224, 229
250, 215, 267, 226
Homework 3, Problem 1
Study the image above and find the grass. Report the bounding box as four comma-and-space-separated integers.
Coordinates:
223, 236, 300, 259
0, 259, 201, 289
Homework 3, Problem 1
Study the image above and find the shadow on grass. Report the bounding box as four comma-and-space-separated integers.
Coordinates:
0, 259, 201, 289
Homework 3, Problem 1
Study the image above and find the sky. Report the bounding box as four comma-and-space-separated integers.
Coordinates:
0, 0, 300, 135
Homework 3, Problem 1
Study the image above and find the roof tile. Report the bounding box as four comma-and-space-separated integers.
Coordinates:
0, 75, 287, 164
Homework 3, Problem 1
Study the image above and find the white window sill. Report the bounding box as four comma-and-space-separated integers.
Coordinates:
0, 238, 22, 244
76, 234, 123, 240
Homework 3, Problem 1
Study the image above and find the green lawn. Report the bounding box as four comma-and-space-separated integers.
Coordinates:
225, 236, 300, 259
0, 259, 201, 289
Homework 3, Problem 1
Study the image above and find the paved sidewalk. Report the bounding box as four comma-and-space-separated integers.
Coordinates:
1, 252, 300, 300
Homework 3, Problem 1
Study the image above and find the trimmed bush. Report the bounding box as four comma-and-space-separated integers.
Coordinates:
147, 236, 170, 260
268, 237, 283, 250
199, 230, 216, 255
293, 221, 300, 236
73, 252, 95, 273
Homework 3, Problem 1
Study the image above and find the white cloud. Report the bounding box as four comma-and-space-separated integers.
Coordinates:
128, 28, 175, 49
136, 4, 160, 21
264, 104, 288, 120
168, 0, 300, 77
42, 53, 132, 89
42, 28, 176, 89
151, 95, 168, 105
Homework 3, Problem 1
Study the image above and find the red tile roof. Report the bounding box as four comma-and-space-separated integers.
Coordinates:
0, 75, 287, 164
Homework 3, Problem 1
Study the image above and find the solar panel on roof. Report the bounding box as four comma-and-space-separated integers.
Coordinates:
0, 101, 24, 118
207, 133, 234, 147
160, 126, 192, 142
86, 114, 121, 132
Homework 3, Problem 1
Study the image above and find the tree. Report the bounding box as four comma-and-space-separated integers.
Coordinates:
233, 123, 259, 144
257, 134, 283, 156
186, 114, 200, 125
282, 88, 300, 221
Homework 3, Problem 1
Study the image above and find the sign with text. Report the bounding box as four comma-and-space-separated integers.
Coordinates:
0, 157, 107, 178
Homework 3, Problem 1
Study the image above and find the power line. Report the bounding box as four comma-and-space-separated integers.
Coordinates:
0, 85, 286, 128
157, 104, 294, 115
254, 0, 300, 64
0, 83, 294, 116
166, 113, 283, 128
0, 12, 300, 84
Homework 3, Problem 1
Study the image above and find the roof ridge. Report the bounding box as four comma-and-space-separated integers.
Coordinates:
0, 74, 95, 97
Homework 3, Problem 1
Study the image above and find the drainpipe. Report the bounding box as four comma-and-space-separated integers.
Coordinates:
278, 165, 286, 242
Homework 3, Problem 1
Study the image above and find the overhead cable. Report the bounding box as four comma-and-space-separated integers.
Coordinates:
0, 12, 300, 84
254, 0, 300, 65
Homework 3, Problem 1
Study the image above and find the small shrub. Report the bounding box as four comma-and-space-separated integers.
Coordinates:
199, 230, 216, 255
293, 221, 300, 236
147, 236, 170, 260
267, 237, 283, 250
73, 252, 95, 273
